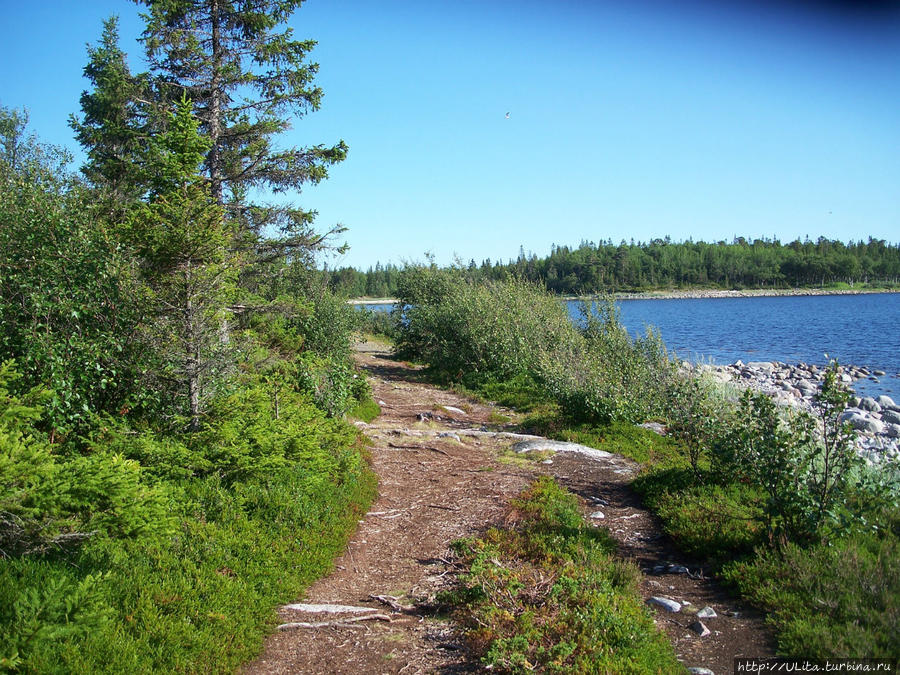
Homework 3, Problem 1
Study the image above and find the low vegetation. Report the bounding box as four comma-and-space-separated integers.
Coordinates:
391, 266, 900, 661
444, 477, 682, 673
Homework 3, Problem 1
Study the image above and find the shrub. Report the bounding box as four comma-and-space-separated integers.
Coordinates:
446, 477, 682, 673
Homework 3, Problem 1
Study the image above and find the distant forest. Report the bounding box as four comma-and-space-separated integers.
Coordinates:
328, 237, 900, 298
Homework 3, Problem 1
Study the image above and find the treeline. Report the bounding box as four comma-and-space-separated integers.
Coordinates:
1, 3, 374, 672
329, 237, 900, 297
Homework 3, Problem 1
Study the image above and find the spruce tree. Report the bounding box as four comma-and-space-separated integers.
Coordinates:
70, 16, 153, 205
128, 96, 234, 429
134, 0, 348, 258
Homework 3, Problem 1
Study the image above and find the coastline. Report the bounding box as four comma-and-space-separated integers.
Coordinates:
573, 287, 899, 301
348, 287, 898, 305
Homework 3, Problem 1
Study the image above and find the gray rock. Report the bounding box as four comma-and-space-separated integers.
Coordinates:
845, 414, 885, 434
882, 410, 900, 425
884, 424, 900, 439
589, 510, 605, 520
748, 361, 775, 372
696, 606, 718, 619
512, 439, 612, 461
874, 370, 887, 377
689, 620, 711, 637
876, 395, 896, 409
846, 415, 884, 434
440, 405, 467, 416
647, 596, 681, 612
666, 564, 690, 575
438, 431, 461, 442
859, 397, 881, 412
688, 668, 715, 675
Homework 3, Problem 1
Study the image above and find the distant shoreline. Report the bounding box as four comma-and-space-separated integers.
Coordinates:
348, 287, 898, 305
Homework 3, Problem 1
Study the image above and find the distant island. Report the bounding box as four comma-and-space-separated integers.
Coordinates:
329, 237, 900, 298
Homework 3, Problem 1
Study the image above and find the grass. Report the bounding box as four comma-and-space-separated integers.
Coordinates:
443, 477, 682, 674
349, 395, 381, 423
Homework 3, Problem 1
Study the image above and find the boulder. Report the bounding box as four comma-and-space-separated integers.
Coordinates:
689, 620, 711, 637
696, 606, 718, 619
876, 395, 896, 409
882, 410, 900, 425
858, 397, 882, 412
844, 414, 885, 434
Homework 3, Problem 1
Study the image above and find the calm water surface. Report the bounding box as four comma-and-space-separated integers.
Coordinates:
359, 293, 900, 401
573, 293, 900, 401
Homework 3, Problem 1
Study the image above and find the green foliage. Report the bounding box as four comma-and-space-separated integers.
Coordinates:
722, 519, 900, 659
445, 477, 681, 673
0, 361, 172, 559
0, 108, 156, 432
332, 237, 900, 296
1, 369, 376, 672
708, 364, 874, 546
395, 267, 580, 381
394, 269, 676, 426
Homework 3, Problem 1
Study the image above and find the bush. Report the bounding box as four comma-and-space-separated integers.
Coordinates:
445, 477, 682, 673
395, 267, 580, 381
0, 361, 172, 558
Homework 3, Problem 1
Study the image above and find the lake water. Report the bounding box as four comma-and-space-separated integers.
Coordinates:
358, 293, 900, 401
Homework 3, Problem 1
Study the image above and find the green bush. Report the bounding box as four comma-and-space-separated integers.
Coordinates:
0, 361, 172, 559
395, 267, 580, 381
722, 520, 900, 659
446, 477, 682, 673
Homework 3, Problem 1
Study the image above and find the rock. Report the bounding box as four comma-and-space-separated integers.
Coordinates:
874, 370, 887, 377
647, 596, 681, 612
859, 397, 882, 412
589, 511, 605, 520
876, 395, 896, 409
882, 410, 900, 425
747, 361, 775, 372
666, 564, 690, 575
689, 620, 711, 637
437, 431, 461, 442
639, 421, 667, 435
541, 458, 554, 464
688, 668, 715, 675
512, 439, 613, 462
884, 424, 900, 439
844, 414, 885, 434
696, 606, 718, 619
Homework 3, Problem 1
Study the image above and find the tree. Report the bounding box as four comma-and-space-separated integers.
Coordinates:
70, 16, 153, 206
0, 105, 152, 434
127, 96, 235, 430
134, 0, 348, 258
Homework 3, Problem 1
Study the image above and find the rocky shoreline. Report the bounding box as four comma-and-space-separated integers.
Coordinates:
608, 288, 898, 301
694, 360, 900, 464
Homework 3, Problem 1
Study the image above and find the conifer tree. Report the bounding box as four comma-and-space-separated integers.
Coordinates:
133, 0, 348, 259
128, 96, 234, 429
70, 16, 153, 205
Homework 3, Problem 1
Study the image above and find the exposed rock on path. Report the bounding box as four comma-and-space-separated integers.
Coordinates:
244, 340, 774, 674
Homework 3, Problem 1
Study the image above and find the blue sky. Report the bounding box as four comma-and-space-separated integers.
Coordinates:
1, 0, 898, 269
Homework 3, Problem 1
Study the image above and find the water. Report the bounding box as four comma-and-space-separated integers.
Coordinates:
570, 293, 900, 401
356, 293, 900, 401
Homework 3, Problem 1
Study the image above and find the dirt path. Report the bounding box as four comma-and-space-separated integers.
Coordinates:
244, 342, 775, 674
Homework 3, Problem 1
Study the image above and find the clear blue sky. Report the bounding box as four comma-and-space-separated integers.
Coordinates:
1, 0, 898, 270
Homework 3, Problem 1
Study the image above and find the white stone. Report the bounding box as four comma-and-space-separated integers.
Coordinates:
647, 596, 681, 612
